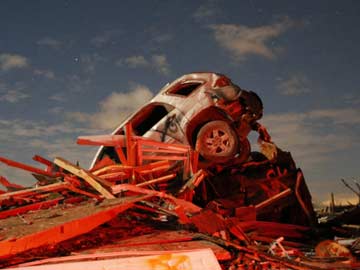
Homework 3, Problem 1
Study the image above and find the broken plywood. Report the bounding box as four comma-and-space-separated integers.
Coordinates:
0, 194, 151, 257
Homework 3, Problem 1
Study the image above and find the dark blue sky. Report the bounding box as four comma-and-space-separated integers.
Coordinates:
0, 0, 359, 204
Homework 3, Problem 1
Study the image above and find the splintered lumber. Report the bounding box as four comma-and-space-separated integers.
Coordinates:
0, 157, 55, 177
125, 123, 136, 166
78, 133, 191, 164
255, 188, 292, 212
0, 176, 24, 191
77, 134, 127, 147
32, 155, 53, 167
54, 157, 114, 199
0, 194, 152, 258
9, 249, 222, 270
111, 184, 202, 214
0, 182, 70, 203
136, 173, 177, 187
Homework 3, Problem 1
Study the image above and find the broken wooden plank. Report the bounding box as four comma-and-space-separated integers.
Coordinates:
115, 146, 128, 165
0, 157, 56, 177
136, 173, 177, 187
0, 176, 24, 191
255, 188, 292, 212
54, 157, 115, 199
111, 184, 202, 214
77, 134, 127, 147
125, 123, 136, 166
136, 137, 190, 152
0, 182, 70, 203
0, 195, 152, 258
32, 155, 53, 167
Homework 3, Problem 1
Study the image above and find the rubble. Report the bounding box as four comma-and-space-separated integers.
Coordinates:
0, 72, 359, 269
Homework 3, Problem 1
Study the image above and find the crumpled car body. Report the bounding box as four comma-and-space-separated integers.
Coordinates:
92, 72, 263, 167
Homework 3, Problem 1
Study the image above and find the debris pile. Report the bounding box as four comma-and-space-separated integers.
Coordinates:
0, 73, 359, 269
0, 126, 358, 269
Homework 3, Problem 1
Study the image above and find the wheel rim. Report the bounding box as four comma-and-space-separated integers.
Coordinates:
204, 128, 232, 155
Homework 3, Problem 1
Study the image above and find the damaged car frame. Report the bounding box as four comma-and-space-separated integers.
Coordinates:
93, 72, 267, 167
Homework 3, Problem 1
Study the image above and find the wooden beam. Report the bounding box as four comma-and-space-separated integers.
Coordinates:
32, 155, 53, 167
136, 173, 177, 187
125, 123, 136, 166
255, 188, 292, 212
0, 157, 55, 177
115, 146, 128, 165
54, 158, 115, 199
0, 182, 69, 202
77, 134, 127, 147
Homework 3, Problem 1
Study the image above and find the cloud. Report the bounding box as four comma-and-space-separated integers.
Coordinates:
79, 53, 106, 74
0, 82, 29, 103
117, 54, 171, 75
0, 90, 29, 103
277, 74, 311, 96
28, 138, 96, 168
307, 108, 360, 125
0, 116, 100, 185
194, 5, 216, 20
48, 106, 64, 114
49, 93, 66, 102
262, 108, 360, 168
120, 55, 149, 68
152, 34, 172, 43
193, 1, 220, 21
343, 93, 360, 105
34, 69, 55, 79
66, 74, 92, 93
0, 118, 95, 138
0, 71, 132, 183
210, 19, 292, 61
0, 53, 29, 71
0, 163, 34, 187
37, 37, 63, 49
67, 84, 153, 131
90, 30, 123, 47
151, 54, 170, 75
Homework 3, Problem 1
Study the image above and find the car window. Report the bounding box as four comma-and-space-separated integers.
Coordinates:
131, 104, 173, 135
167, 82, 202, 96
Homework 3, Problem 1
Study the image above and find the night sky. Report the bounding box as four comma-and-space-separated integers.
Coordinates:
0, 1, 359, 205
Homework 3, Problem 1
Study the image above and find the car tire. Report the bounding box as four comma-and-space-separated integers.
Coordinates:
195, 120, 239, 163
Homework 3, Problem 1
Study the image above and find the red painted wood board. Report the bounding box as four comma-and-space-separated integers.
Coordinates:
0, 194, 152, 258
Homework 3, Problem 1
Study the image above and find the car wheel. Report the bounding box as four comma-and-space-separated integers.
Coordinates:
195, 120, 239, 162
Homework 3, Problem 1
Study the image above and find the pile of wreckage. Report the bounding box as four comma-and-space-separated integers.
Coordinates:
0, 73, 359, 269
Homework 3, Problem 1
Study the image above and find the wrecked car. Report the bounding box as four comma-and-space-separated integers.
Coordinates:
93, 72, 270, 167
